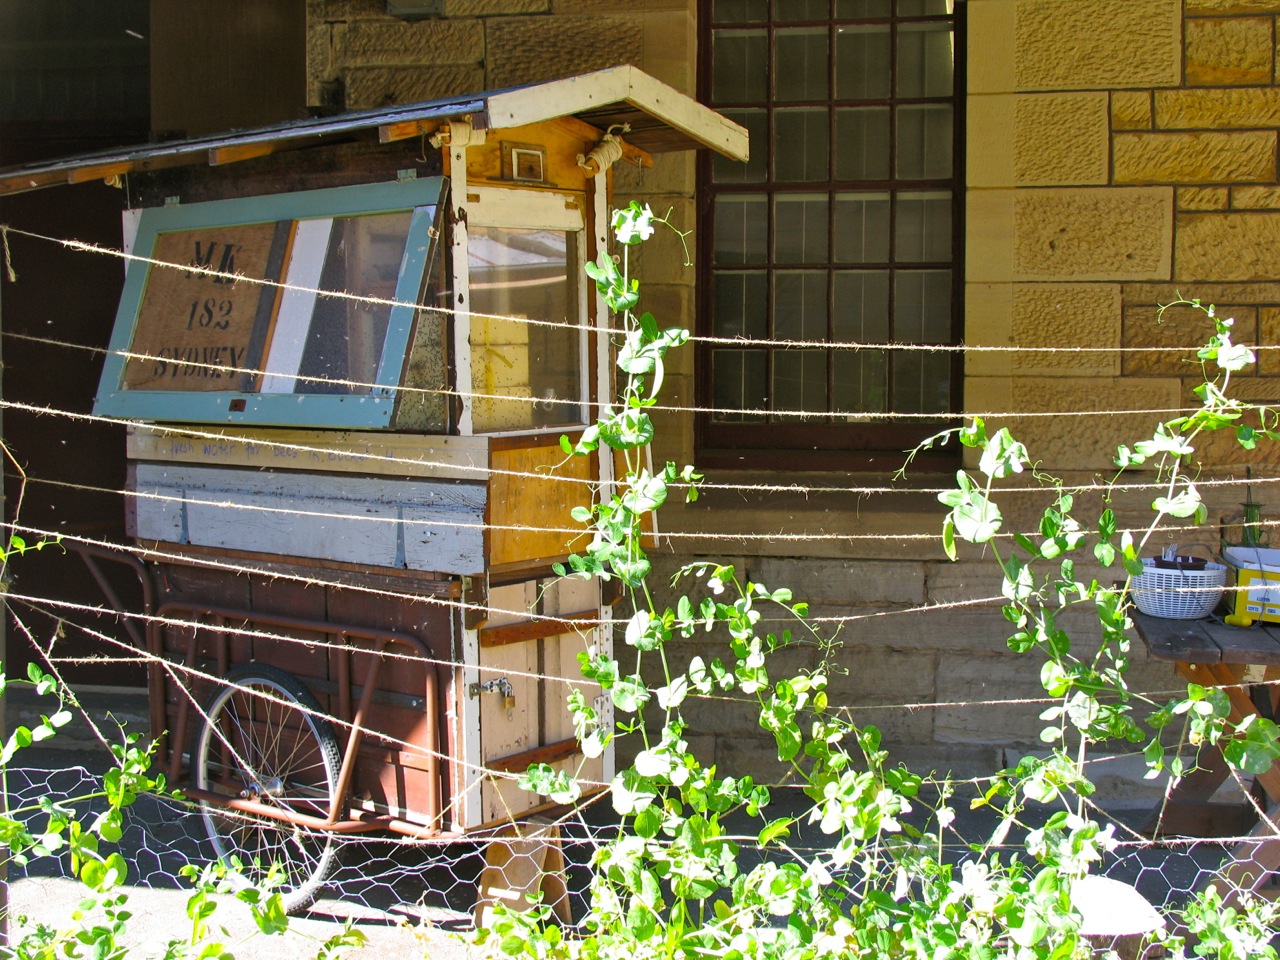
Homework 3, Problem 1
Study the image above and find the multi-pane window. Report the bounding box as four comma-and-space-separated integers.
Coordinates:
699, 0, 961, 461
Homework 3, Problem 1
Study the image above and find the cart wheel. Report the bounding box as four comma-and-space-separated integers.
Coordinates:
195, 664, 343, 913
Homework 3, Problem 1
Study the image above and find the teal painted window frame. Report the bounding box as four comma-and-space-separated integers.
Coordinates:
95, 177, 446, 429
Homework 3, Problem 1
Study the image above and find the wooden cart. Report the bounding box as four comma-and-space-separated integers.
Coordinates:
7, 67, 747, 911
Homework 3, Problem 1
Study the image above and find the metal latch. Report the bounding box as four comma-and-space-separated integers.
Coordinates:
469, 677, 514, 701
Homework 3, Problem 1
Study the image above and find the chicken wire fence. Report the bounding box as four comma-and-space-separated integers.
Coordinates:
0, 750, 1270, 933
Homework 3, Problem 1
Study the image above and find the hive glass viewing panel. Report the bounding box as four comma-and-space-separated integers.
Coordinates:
95, 178, 445, 428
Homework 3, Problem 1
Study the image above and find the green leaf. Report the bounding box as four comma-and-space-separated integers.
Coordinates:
757, 818, 792, 846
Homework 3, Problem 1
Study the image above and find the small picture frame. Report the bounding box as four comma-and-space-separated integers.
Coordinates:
505, 144, 546, 182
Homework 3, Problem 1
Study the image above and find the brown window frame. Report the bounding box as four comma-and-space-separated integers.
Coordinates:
695, 0, 966, 472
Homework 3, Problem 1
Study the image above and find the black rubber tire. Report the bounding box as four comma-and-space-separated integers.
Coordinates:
195, 663, 343, 913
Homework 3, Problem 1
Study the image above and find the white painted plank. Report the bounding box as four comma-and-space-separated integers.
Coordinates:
484, 65, 750, 162
131, 463, 486, 572
128, 424, 490, 481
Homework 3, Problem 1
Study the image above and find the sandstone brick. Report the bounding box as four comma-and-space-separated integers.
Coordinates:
337, 18, 483, 67
1114, 131, 1277, 185
1182, 374, 1280, 467
824, 648, 936, 744
1123, 303, 1258, 375
924, 560, 1005, 605
967, 95, 1015, 187
1011, 93, 1109, 186
1156, 87, 1280, 129
641, 10, 693, 93
1185, 16, 1274, 85
486, 16, 642, 89
342, 64, 485, 108
1012, 188, 1173, 282
309, 0, 388, 21
1014, 0, 1181, 90
1111, 90, 1153, 130
967, 189, 1015, 282
1177, 212, 1280, 281
1232, 185, 1280, 209
1185, 0, 1280, 11
613, 150, 695, 198
1011, 284, 1122, 376
554, 0, 684, 12
1257, 307, 1280, 374
444, 0, 547, 12
1123, 281, 1280, 304
965, 283, 1014, 378
307, 23, 333, 105
1000, 376, 1183, 471
933, 653, 1045, 744
749, 558, 925, 606
1179, 186, 1230, 210
968, 0, 1015, 94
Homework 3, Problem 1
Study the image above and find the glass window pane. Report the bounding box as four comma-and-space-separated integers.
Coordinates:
897, 0, 954, 15
774, 194, 830, 263
713, 349, 767, 421
833, 270, 890, 341
714, 271, 768, 339
892, 349, 950, 414
835, 24, 891, 99
837, 0, 892, 16
295, 212, 412, 395
774, 349, 828, 415
894, 269, 951, 343
714, 109, 768, 183
774, 271, 829, 342
712, 0, 767, 22
897, 22, 954, 98
895, 191, 951, 262
715, 195, 769, 265
469, 226, 582, 432
835, 106, 890, 180
774, 107, 830, 182
775, 28, 829, 101
713, 29, 768, 103
833, 349, 887, 413
833, 192, 890, 263
777, 0, 829, 21
896, 104, 953, 179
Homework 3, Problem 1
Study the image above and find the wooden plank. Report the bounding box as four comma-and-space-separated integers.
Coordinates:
132, 462, 487, 573
378, 118, 445, 145
1202, 619, 1280, 666
479, 610, 600, 648
1131, 612, 1222, 663
128, 424, 490, 481
209, 142, 282, 166
547, 116, 652, 169
487, 738, 580, 774
67, 160, 134, 184
488, 437, 594, 568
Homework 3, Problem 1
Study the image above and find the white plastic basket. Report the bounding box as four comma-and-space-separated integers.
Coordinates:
1130, 558, 1227, 620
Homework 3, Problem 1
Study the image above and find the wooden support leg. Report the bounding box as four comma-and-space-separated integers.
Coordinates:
1219, 802, 1280, 903
473, 819, 572, 928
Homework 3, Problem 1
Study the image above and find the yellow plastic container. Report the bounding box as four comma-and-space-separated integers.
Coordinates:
1222, 546, 1280, 626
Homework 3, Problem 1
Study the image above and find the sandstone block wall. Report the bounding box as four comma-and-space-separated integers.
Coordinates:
969, 0, 1280, 476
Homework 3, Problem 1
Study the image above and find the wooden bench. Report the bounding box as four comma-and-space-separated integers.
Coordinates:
1130, 611, 1280, 900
